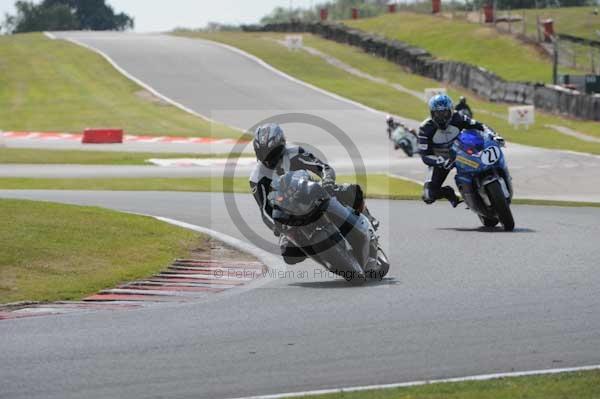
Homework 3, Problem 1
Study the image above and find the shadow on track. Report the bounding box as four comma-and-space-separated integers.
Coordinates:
436, 227, 536, 233
289, 277, 399, 289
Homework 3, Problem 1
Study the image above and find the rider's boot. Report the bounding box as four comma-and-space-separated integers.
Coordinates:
442, 186, 463, 208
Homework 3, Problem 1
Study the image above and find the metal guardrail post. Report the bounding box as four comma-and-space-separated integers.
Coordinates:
553, 36, 558, 85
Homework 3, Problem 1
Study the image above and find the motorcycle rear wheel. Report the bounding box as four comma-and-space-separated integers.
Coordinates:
486, 180, 515, 232
399, 142, 414, 157
374, 247, 390, 280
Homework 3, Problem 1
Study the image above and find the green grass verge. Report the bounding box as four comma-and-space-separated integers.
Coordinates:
0, 33, 241, 139
1, 175, 599, 208
176, 32, 600, 155
306, 370, 600, 399
0, 148, 251, 165
343, 12, 577, 82
0, 174, 420, 197
0, 199, 203, 303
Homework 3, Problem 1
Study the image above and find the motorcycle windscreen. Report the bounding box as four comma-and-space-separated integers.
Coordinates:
457, 130, 485, 154
272, 171, 328, 225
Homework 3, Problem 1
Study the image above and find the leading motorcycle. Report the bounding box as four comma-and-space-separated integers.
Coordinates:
270, 171, 389, 284
451, 129, 515, 231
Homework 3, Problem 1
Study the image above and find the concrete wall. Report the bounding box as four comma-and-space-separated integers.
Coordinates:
245, 21, 600, 121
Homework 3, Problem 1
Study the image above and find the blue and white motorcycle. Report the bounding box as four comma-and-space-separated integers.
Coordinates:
451, 129, 515, 231
390, 124, 418, 157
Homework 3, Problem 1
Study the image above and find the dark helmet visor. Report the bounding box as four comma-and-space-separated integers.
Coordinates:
262, 145, 285, 168
432, 109, 452, 127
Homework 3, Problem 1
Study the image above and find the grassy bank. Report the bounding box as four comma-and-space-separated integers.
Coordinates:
0, 199, 203, 303
307, 369, 600, 399
516, 6, 600, 41
1, 175, 599, 208
0, 33, 240, 138
176, 32, 600, 155
0, 148, 251, 165
0, 174, 421, 197
343, 12, 576, 82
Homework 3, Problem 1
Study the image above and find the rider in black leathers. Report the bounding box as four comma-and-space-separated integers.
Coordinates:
454, 96, 473, 118
418, 94, 503, 207
249, 123, 375, 265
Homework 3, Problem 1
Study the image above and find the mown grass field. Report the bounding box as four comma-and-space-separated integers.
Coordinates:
1, 175, 599, 208
343, 12, 575, 82
176, 31, 600, 155
0, 148, 250, 165
0, 33, 240, 138
307, 370, 600, 399
0, 199, 203, 303
0, 174, 423, 198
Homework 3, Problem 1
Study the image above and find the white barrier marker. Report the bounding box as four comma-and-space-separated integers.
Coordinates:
508, 105, 535, 129
285, 35, 303, 51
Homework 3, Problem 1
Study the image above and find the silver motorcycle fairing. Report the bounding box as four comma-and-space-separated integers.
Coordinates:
299, 217, 366, 279
324, 198, 371, 269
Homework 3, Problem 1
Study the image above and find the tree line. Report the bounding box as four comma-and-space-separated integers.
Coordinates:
2, 0, 134, 34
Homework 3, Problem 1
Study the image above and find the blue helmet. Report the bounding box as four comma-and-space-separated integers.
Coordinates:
428, 94, 453, 129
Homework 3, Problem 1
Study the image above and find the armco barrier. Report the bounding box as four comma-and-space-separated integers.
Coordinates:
243, 22, 600, 121
82, 128, 124, 144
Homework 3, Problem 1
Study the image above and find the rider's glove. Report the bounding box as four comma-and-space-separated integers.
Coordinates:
483, 125, 496, 135
494, 135, 506, 147
273, 222, 282, 237
441, 157, 455, 170
322, 180, 336, 196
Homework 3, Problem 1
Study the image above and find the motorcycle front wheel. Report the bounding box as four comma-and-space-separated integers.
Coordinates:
486, 180, 515, 232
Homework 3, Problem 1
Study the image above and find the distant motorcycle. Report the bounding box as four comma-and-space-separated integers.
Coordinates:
271, 171, 390, 284
451, 129, 515, 231
455, 96, 473, 119
386, 116, 418, 157
456, 107, 472, 119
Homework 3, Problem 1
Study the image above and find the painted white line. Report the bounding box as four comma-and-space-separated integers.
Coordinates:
169, 266, 262, 274
100, 288, 183, 296
48, 32, 600, 161
51, 33, 245, 134
43, 31, 56, 40
199, 37, 600, 159
387, 172, 423, 186
159, 273, 255, 282
230, 364, 600, 399
183, 36, 416, 126
132, 281, 239, 289
153, 216, 285, 275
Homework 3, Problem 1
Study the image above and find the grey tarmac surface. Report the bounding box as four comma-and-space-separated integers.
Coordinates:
1, 190, 600, 399
2, 31, 599, 201
4, 146, 600, 202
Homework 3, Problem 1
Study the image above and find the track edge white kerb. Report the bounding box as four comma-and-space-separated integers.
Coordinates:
230, 364, 600, 399
153, 215, 284, 273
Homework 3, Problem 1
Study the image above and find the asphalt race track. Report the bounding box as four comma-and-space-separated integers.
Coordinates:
2, 31, 600, 398
1, 190, 600, 399
3, 31, 593, 202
